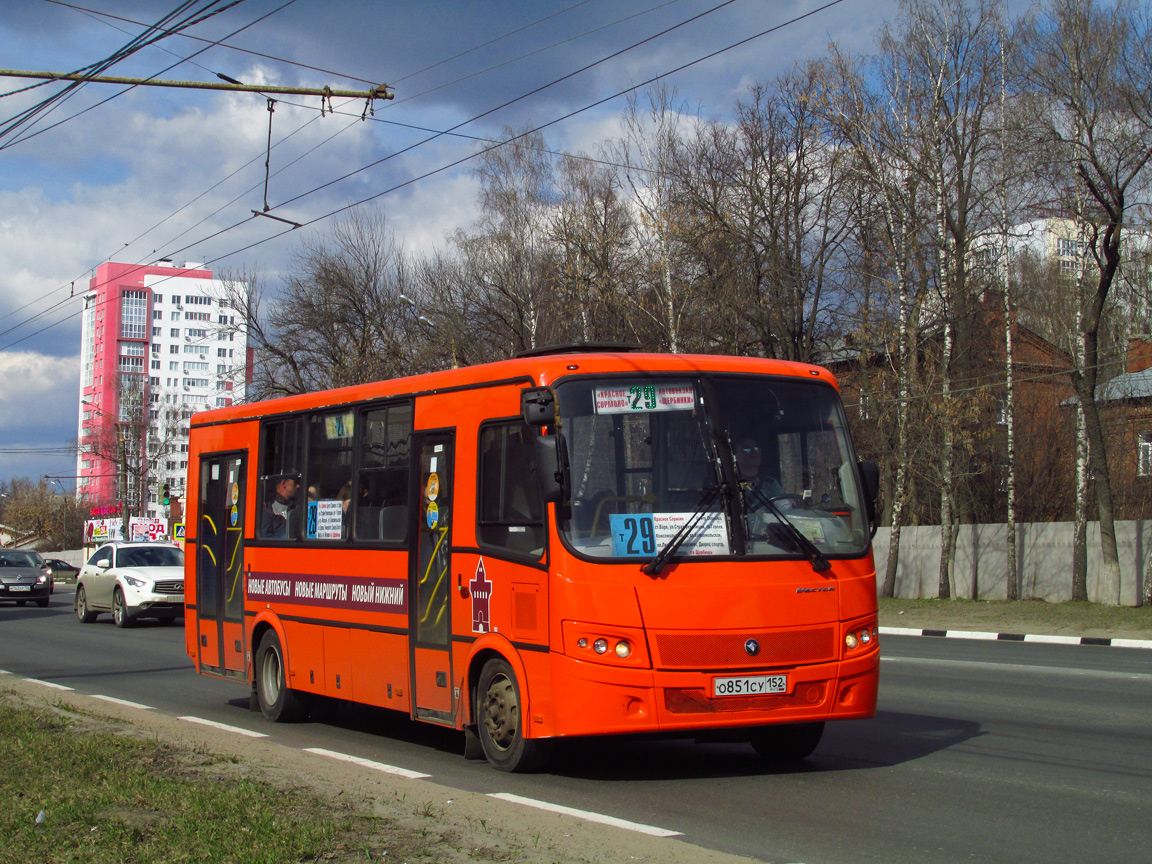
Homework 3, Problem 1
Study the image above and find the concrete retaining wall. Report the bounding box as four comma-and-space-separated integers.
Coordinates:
873, 521, 1150, 605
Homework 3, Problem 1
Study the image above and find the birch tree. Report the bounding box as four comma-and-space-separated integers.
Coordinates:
1017, 0, 1152, 605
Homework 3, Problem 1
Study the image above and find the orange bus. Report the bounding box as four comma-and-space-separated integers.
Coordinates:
184, 347, 880, 771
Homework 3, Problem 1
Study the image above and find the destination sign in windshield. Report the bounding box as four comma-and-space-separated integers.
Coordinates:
594, 382, 695, 414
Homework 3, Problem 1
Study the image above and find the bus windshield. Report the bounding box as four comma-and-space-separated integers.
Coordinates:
556, 375, 870, 562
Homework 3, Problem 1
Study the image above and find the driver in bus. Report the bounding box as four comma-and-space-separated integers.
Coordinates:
734, 436, 785, 510
261, 476, 299, 538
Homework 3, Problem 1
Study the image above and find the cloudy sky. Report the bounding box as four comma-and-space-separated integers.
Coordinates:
0, 0, 905, 488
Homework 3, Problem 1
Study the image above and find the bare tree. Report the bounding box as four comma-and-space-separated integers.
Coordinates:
1017, 0, 1152, 605
676, 65, 855, 362
611, 85, 694, 352
450, 127, 564, 357
222, 207, 422, 398
550, 152, 639, 344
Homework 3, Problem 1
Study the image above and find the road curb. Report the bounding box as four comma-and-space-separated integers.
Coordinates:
880, 625, 1152, 649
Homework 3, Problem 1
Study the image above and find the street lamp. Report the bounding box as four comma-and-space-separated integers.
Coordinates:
399, 294, 457, 368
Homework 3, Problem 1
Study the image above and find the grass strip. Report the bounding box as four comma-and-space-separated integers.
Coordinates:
0, 700, 354, 864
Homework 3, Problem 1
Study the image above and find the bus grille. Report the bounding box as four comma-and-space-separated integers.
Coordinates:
652, 627, 835, 669
153, 581, 184, 595
664, 682, 828, 714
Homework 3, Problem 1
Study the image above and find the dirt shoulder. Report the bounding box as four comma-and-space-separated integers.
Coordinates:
879, 598, 1152, 640
2, 675, 759, 864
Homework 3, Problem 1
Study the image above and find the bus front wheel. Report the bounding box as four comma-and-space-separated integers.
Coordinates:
750, 722, 824, 762
255, 630, 308, 722
476, 658, 552, 773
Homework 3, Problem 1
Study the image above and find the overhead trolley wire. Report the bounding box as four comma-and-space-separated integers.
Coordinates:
1, 0, 846, 353
0, 1, 247, 147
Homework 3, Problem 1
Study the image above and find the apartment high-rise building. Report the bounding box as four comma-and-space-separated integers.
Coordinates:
76, 261, 250, 518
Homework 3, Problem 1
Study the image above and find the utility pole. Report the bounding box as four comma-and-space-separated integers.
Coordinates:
0, 70, 392, 105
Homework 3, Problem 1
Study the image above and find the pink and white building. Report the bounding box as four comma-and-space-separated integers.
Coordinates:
76, 261, 250, 518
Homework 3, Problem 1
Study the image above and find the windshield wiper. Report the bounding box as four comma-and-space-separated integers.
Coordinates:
641, 484, 722, 576
744, 484, 831, 574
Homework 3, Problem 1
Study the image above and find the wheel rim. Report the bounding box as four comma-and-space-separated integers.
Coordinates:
113, 592, 124, 624
482, 673, 518, 751
261, 646, 283, 705
76, 588, 86, 618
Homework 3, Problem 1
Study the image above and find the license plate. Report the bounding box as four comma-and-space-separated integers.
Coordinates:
9, 585, 31, 592
713, 674, 788, 697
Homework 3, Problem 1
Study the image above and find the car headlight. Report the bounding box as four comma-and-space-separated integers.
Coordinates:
122, 575, 146, 588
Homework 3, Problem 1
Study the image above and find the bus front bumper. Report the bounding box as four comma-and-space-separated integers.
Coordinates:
540, 648, 878, 739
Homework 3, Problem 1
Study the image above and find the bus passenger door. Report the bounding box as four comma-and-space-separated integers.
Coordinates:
409, 432, 454, 724
195, 453, 248, 680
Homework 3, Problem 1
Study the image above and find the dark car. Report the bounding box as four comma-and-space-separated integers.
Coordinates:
43, 558, 79, 590
0, 550, 51, 607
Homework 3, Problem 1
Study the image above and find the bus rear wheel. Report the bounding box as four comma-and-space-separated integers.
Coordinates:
749, 722, 824, 762
255, 630, 308, 722
476, 658, 552, 773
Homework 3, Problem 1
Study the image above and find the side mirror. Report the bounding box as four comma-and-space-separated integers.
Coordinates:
534, 432, 570, 505
857, 460, 879, 531
521, 386, 556, 427
96, 558, 111, 569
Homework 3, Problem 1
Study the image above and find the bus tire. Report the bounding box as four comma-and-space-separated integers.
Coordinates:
750, 722, 824, 762
476, 657, 552, 773
255, 630, 308, 722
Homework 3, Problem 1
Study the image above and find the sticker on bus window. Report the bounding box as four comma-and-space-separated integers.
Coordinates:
324, 412, 354, 440
426, 501, 439, 529
594, 383, 695, 415
307, 500, 344, 540
426, 473, 439, 501
609, 511, 729, 557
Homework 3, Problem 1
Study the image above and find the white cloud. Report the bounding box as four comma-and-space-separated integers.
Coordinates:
0, 351, 79, 431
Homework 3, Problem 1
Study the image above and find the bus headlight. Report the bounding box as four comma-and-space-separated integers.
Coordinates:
563, 621, 650, 668
845, 632, 859, 650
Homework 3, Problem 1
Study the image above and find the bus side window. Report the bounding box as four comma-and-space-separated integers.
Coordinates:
477, 421, 545, 557
355, 403, 413, 543
258, 418, 302, 540
304, 411, 354, 540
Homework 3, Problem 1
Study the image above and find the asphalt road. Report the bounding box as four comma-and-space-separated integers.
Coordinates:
3, 587, 1150, 864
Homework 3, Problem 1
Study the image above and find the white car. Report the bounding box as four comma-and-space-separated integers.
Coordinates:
75, 541, 185, 628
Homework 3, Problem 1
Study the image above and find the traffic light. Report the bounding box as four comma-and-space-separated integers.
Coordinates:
161, 483, 170, 506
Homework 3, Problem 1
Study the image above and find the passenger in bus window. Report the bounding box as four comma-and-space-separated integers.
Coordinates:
261, 476, 299, 538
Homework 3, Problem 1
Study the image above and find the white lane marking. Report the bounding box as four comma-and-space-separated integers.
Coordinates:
178, 716, 269, 738
91, 695, 154, 710
488, 792, 682, 838
24, 678, 73, 691
303, 747, 431, 779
